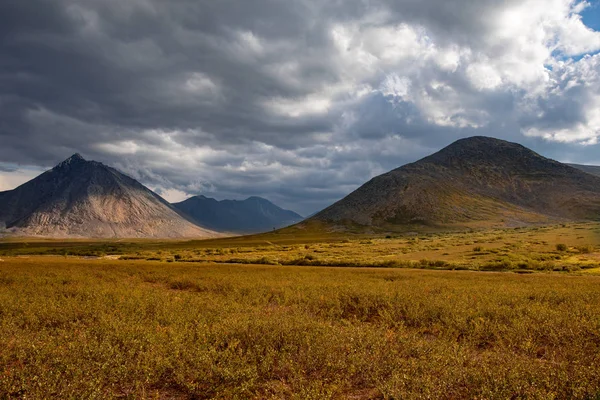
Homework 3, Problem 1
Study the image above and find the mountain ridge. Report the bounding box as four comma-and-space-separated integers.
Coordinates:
173, 195, 303, 233
569, 163, 600, 178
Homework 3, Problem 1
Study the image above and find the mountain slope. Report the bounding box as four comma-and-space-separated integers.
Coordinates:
173, 195, 303, 233
310, 136, 600, 230
569, 164, 600, 178
0, 154, 220, 238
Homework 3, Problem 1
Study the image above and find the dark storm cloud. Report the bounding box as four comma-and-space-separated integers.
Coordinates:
0, 0, 336, 151
1, 0, 599, 214
0, 165, 17, 173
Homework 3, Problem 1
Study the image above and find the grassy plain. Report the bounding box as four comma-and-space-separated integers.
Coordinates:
1, 223, 600, 398
3, 222, 599, 272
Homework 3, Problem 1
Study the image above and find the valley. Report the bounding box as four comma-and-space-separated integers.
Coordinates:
1, 232, 600, 398
2, 222, 599, 273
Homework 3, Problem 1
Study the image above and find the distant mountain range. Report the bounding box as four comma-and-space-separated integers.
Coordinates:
173, 195, 303, 233
309, 136, 600, 230
0, 154, 303, 238
0, 154, 219, 238
569, 164, 600, 178
2, 137, 599, 238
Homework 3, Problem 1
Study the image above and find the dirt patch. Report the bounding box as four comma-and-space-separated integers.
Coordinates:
586, 252, 600, 260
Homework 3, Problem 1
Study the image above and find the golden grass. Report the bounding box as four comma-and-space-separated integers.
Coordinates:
3, 223, 600, 272
1, 256, 600, 398
26, 222, 595, 272
1, 222, 600, 398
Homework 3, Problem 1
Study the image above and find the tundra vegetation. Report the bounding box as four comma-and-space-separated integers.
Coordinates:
0, 223, 599, 398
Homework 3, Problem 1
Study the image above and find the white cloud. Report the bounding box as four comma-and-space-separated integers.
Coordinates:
554, 4, 600, 55
466, 62, 504, 90
521, 53, 600, 144
434, 47, 466, 72
380, 74, 411, 98
264, 94, 332, 117
236, 31, 264, 55
94, 141, 140, 155
153, 188, 189, 203
184, 72, 220, 95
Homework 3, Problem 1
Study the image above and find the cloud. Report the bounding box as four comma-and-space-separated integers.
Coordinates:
0, 165, 17, 173
1, 0, 599, 215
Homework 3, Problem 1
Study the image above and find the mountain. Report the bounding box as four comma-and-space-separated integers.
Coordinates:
173, 195, 303, 233
569, 164, 600, 178
309, 136, 600, 230
0, 154, 220, 238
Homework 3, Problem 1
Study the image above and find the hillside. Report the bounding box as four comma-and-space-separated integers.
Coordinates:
569, 164, 600, 178
0, 154, 220, 238
173, 195, 303, 233
310, 136, 600, 230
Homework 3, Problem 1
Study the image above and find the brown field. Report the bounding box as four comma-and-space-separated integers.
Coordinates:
1, 223, 600, 398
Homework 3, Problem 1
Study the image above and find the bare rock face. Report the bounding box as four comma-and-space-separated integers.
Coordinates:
0, 154, 221, 238
310, 136, 600, 229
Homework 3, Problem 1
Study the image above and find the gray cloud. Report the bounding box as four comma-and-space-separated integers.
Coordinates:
0, 165, 17, 173
1, 0, 600, 215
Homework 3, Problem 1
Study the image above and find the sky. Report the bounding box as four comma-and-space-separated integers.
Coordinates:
1, 0, 600, 216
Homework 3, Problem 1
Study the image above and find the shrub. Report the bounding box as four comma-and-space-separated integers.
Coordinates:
556, 244, 568, 252
576, 245, 594, 254
481, 260, 514, 271
257, 257, 278, 265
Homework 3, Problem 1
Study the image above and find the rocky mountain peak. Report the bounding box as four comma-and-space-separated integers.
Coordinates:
0, 155, 220, 238
54, 153, 88, 170
420, 136, 541, 167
